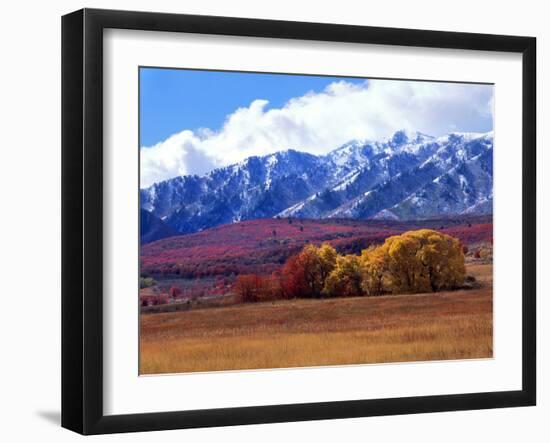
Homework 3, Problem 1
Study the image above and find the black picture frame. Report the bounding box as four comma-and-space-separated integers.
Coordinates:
62, 8, 536, 435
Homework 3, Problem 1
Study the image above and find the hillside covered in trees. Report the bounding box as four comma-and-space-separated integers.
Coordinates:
140, 216, 491, 278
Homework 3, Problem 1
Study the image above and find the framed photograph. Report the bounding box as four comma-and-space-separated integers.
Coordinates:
62, 8, 536, 435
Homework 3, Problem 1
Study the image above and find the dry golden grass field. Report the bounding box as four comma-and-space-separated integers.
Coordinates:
140, 263, 493, 375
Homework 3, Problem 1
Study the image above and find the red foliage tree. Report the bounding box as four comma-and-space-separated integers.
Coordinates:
280, 253, 308, 299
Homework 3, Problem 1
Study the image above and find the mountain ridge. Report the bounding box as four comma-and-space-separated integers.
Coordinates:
140, 130, 493, 241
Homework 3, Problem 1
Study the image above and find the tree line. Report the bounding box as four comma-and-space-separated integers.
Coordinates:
235, 229, 466, 303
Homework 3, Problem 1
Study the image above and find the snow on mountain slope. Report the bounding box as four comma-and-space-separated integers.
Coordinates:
140, 130, 493, 236
337, 132, 494, 220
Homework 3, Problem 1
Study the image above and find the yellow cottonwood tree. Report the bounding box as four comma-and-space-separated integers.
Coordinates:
414, 230, 466, 291
318, 243, 338, 284
383, 234, 427, 292
299, 243, 337, 297
359, 245, 388, 296
382, 229, 465, 293
324, 254, 363, 297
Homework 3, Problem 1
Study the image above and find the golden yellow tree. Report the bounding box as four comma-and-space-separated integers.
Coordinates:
324, 254, 363, 297
359, 245, 388, 296
318, 243, 338, 283
299, 243, 337, 297
414, 229, 466, 291
383, 234, 427, 292
382, 229, 465, 293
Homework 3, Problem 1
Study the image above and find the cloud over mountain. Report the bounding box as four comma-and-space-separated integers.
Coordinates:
140, 79, 493, 187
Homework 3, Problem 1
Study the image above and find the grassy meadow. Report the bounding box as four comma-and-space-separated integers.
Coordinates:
139, 263, 493, 375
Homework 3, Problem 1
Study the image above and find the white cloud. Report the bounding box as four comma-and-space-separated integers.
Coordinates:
140, 130, 217, 186
140, 79, 493, 187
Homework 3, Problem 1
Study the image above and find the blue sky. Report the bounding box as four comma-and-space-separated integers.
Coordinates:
139, 68, 493, 187
140, 68, 365, 147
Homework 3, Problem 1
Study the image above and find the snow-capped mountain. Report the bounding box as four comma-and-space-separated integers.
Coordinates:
140, 130, 493, 239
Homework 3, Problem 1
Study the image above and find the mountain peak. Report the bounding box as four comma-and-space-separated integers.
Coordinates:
389, 129, 433, 146
391, 129, 410, 146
